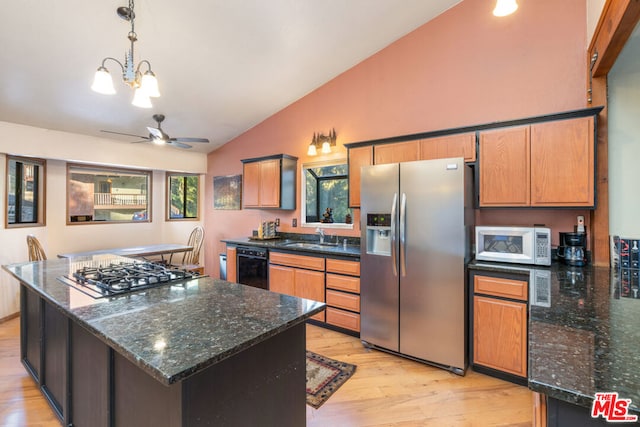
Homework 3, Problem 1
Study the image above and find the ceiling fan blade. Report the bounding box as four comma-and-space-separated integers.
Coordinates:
130, 140, 149, 144
170, 137, 210, 143
101, 130, 149, 139
168, 141, 193, 149
146, 127, 165, 140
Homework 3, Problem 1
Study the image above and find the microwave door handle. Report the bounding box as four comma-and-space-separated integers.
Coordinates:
390, 193, 398, 277
400, 192, 407, 277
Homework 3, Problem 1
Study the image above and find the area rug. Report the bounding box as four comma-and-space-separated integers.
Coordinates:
306, 351, 357, 409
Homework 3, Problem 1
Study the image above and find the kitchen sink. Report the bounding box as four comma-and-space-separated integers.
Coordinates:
282, 242, 338, 249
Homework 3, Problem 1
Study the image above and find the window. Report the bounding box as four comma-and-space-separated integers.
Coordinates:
167, 173, 199, 220
301, 160, 351, 229
67, 164, 151, 224
6, 156, 46, 227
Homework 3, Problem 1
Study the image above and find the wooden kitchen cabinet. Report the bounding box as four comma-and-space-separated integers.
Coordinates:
325, 258, 361, 333
226, 246, 237, 283
479, 125, 531, 206
269, 252, 325, 322
420, 132, 477, 162
478, 116, 595, 208
470, 271, 528, 381
530, 117, 594, 207
242, 154, 297, 210
348, 145, 373, 207
374, 140, 420, 164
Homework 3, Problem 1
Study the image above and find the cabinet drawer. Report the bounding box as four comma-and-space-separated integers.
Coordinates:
326, 290, 360, 312
474, 275, 528, 301
269, 252, 325, 271
326, 274, 360, 293
326, 259, 360, 276
326, 307, 360, 332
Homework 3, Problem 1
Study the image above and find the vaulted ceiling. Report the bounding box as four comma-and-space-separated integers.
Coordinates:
0, 0, 461, 153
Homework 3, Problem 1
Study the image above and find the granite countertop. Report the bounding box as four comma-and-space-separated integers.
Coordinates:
3, 256, 325, 386
469, 260, 640, 414
222, 235, 361, 257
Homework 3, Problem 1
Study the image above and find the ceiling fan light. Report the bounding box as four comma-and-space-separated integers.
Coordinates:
152, 137, 166, 145
91, 67, 116, 95
140, 71, 160, 97
493, 0, 518, 17
307, 143, 317, 156
132, 88, 152, 108
321, 141, 332, 154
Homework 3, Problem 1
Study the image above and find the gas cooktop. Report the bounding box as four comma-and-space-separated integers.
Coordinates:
58, 258, 201, 299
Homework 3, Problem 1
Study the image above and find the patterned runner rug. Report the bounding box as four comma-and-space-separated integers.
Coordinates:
306, 351, 357, 409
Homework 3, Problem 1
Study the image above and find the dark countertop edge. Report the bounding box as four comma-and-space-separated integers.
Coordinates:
467, 260, 534, 275
4, 265, 326, 386
529, 380, 640, 415
222, 237, 361, 258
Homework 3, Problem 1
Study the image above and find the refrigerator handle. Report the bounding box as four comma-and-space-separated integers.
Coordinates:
390, 193, 398, 277
400, 192, 407, 277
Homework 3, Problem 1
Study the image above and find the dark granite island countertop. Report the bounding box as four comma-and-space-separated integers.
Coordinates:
4, 256, 324, 426
470, 260, 640, 419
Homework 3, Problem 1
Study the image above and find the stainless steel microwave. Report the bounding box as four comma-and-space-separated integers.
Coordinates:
475, 226, 551, 266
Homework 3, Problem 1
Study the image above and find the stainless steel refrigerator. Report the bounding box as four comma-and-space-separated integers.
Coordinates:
360, 157, 474, 375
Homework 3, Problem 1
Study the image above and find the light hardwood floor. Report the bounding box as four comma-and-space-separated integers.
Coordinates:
0, 318, 532, 426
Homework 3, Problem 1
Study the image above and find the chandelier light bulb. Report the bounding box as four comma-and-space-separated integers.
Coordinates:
140, 71, 160, 97
91, 67, 116, 95
132, 88, 152, 108
493, 0, 518, 17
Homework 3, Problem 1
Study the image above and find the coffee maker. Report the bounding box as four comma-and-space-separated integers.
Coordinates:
558, 231, 587, 266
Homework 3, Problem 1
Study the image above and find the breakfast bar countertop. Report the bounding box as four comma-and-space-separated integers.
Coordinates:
469, 261, 640, 414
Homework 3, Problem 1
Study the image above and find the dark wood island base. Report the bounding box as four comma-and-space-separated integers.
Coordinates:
20, 282, 309, 427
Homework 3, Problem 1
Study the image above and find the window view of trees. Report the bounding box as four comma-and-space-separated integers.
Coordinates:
168, 174, 199, 220
304, 163, 348, 224
7, 156, 45, 227
67, 164, 151, 223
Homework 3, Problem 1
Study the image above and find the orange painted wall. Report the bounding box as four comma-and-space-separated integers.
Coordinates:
205, 0, 588, 276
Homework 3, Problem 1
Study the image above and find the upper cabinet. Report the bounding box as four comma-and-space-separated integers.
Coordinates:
242, 154, 297, 210
348, 146, 373, 208
346, 108, 600, 210
420, 132, 477, 162
374, 141, 420, 164
479, 125, 531, 207
479, 116, 595, 208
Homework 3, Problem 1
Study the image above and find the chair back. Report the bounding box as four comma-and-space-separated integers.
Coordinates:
183, 226, 204, 265
27, 235, 47, 261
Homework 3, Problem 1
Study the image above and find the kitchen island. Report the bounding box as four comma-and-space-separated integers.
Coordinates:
3, 256, 324, 427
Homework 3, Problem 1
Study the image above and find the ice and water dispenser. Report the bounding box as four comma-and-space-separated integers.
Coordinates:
366, 213, 392, 256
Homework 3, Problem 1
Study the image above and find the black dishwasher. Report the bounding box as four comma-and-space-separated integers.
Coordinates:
236, 246, 268, 290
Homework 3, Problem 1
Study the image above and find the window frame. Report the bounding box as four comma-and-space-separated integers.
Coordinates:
300, 158, 352, 230
6, 155, 47, 229
166, 172, 200, 221
66, 163, 152, 225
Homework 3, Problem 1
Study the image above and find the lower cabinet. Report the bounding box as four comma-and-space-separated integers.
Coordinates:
269, 252, 361, 333
470, 271, 529, 382
269, 252, 326, 322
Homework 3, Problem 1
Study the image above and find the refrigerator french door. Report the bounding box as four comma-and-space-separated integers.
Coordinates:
360, 158, 473, 375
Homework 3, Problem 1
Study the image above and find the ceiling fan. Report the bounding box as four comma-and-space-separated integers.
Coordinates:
101, 114, 210, 149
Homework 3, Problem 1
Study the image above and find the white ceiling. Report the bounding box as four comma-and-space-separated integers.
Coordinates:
0, 0, 461, 153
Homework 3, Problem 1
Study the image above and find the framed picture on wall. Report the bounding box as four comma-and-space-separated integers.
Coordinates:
213, 174, 242, 210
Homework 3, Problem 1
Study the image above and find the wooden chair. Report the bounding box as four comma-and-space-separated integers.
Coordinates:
173, 226, 204, 274
27, 235, 47, 261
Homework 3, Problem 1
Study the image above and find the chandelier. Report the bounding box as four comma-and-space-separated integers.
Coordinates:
91, 0, 160, 108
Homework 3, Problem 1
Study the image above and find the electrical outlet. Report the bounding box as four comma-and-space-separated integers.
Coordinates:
275, 218, 280, 226
292, 218, 297, 227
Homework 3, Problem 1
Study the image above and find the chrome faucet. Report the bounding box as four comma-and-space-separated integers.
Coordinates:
315, 227, 325, 244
